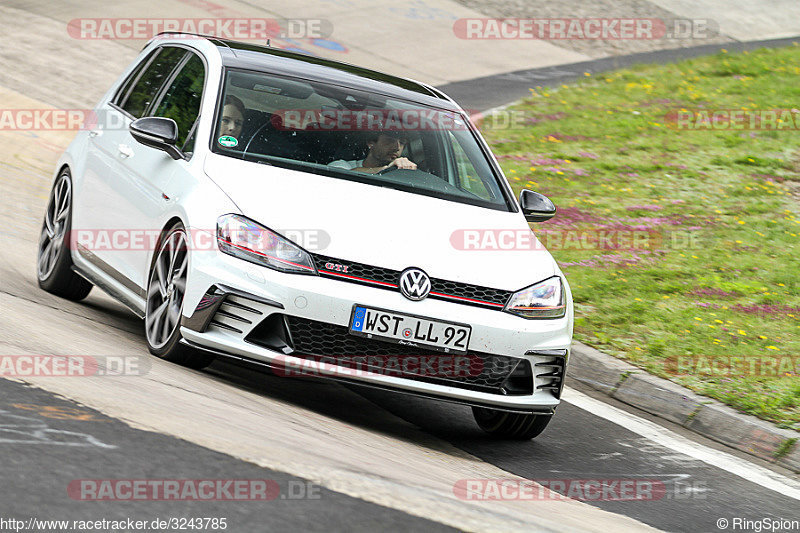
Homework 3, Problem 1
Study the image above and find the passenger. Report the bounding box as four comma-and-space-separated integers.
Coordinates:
329, 131, 416, 174
219, 95, 245, 140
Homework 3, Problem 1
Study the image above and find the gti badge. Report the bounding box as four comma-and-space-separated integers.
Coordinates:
399, 268, 431, 301
324, 262, 350, 273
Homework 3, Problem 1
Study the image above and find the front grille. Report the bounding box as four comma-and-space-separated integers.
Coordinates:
311, 253, 513, 310
245, 315, 532, 395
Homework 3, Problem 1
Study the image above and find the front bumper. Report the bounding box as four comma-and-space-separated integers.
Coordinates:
181, 247, 572, 412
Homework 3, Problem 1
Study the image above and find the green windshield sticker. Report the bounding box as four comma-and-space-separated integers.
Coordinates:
218, 135, 238, 148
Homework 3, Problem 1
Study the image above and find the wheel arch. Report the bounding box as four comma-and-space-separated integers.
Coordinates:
147, 216, 187, 277
56, 163, 71, 177
53, 148, 79, 184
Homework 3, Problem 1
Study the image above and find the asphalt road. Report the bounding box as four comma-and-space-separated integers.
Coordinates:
1, 1, 799, 532
0, 377, 456, 533
357, 383, 800, 532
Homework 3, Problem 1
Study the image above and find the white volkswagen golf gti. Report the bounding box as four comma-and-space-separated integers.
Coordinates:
37, 34, 573, 439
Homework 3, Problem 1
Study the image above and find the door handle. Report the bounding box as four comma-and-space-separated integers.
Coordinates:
88, 130, 101, 138
118, 144, 134, 158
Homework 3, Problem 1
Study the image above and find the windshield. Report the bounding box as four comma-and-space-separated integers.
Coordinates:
211, 68, 513, 211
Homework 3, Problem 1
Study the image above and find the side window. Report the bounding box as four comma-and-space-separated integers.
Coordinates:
113, 49, 157, 107
120, 47, 186, 119
151, 53, 205, 149
446, 131, 493, 200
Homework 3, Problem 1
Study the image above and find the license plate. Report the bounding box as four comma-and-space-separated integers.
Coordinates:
349, 305, 471, 353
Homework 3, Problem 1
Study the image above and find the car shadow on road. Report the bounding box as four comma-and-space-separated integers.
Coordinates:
200, 357, 515, 455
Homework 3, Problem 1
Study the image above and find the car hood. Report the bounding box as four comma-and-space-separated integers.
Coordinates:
204, 154, 557, 291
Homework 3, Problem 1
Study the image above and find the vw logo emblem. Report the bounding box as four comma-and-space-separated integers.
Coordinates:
399, 268, 431, 301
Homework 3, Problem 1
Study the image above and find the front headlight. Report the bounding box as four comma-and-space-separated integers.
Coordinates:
504, 276, 566, 319
216, 214, 317, 275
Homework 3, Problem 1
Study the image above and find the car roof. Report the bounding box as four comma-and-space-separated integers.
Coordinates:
172, 35, 461, 111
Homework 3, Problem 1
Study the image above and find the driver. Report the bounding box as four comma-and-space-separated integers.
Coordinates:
328, 131, 417, 174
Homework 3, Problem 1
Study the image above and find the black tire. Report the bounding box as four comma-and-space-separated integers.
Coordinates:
37, 169, 93, 301
145, 223, 214, 370
472, 407, 553, 440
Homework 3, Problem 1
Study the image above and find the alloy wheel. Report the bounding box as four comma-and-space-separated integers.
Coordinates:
37, 174, 71, 281
146, 229, 188, 350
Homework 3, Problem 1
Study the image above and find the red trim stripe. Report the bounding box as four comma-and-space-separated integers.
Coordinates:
429, 291, 505, 307
320, 267, 507, 308
321, 270, 398, 288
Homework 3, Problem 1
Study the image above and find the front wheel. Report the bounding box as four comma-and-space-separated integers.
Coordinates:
145, 224, 214, 369
472, 407, 553, 440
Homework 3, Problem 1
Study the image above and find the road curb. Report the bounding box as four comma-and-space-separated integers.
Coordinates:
568, 342, 800, 473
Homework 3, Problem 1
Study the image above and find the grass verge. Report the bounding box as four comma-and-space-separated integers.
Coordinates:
478, 44, 800, 428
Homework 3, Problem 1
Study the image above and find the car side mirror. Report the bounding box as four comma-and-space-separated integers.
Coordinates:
129, 117, 185, 160
519, 189, 556, 222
